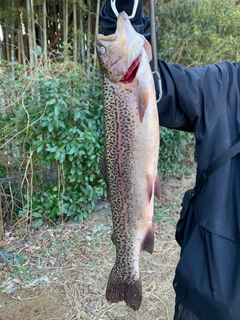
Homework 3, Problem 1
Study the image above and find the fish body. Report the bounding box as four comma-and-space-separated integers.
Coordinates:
96, 12, 160, 311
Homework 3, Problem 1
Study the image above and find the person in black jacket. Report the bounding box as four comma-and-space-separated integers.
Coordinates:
99, 1, 240, 320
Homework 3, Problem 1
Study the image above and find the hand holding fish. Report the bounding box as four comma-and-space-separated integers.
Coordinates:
110, 0, 140, 19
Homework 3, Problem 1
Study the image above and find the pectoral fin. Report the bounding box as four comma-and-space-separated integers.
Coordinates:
140, 34, 152, 61
138, 90, 149, 122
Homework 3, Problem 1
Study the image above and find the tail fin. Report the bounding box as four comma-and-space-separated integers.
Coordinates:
106, 265, 142, 310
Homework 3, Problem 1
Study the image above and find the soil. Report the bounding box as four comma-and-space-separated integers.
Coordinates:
0, 174, 194, 320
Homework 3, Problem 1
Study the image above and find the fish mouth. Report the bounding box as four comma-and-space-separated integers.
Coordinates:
120, 54, 141, 84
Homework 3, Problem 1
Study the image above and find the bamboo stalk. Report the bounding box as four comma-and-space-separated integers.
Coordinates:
43, 0, 47, 61
79, 7, 84, 64
93, 0, 100, 69
63, 0, 68, 44
86, 0, 91, 66
0, 193, 4, 236
20, 27, 25, 67
11, 0, 15, 64
27, 0, 34, 65
73, 0, 77, 63
27, 0, 36, 66
18, 27, 21, 63
5, 26, 10, 62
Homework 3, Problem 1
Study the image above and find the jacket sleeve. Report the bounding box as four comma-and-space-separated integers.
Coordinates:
158, 60, 240, 134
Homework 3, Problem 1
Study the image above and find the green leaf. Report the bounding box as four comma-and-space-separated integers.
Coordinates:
54, 105, 60, 117
36, 45, 42, 54
68, 146, 76, 155
46, 98, 56, 106
34, 220, 43, 228
32, 212, 43, 218
37, 145, 43, 153
48, 122, 54, 132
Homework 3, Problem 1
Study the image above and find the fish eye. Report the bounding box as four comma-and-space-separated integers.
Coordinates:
99, 46, 106, 56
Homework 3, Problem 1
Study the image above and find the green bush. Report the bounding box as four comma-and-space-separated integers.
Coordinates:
0, 61, 106, 226
159, 128, 194, 177
155, 0, 240, 176
158, 0, 240, 66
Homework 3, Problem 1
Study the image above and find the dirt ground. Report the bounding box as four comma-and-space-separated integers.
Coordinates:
0, 174, 194, 320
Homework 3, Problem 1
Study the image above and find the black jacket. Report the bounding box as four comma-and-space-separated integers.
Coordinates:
100, 4, 240, 320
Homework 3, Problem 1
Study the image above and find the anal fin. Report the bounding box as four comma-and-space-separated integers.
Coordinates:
138, 90, 149, 122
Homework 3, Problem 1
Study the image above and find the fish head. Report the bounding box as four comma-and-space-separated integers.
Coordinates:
97, 11, 152, 83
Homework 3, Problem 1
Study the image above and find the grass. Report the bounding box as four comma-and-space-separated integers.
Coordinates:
0, 172, 196, 320
154, 205, 172, 224
3, 173, 194, 282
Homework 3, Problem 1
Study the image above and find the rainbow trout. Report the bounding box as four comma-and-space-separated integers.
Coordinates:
97, 11, 160, 310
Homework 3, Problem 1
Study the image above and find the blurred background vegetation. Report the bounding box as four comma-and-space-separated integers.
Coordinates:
0, 0, 240, 229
